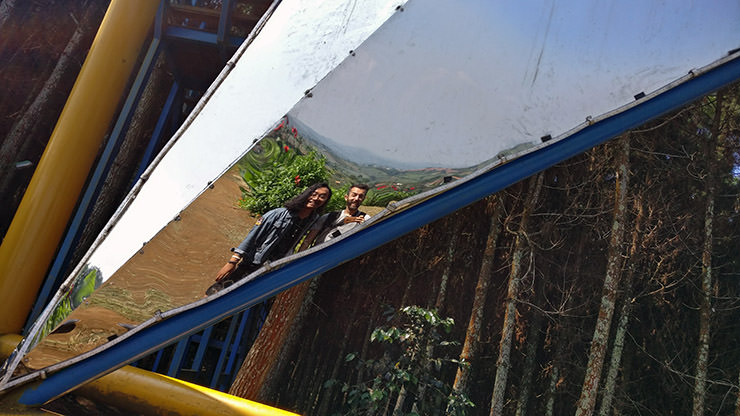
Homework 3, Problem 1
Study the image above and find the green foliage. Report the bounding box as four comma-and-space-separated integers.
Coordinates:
363, 188, 417, 207
237, 136, 423, 213
36, 264, 102, 342
325, 184, 350, 212
71, 267, 102, 307
327, 305, 473, 416
37, 294, 73, 342
238, 138, 330, 215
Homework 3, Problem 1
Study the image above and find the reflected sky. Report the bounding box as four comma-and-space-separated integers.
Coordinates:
289, 0, 740, 169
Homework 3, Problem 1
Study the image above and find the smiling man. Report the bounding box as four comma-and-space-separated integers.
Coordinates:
300, 184, 370, 249
206, 182, 332, 295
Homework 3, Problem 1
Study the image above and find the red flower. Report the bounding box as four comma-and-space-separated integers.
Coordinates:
294, 175, 301, 185
284, 145, 290, 152
291, 127, 298, 137
376, 185, 387, 189
409, 187, 415, 190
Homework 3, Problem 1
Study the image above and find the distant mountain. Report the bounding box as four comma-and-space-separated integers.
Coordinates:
275, 116, 534, 192
287, 116, 435, 170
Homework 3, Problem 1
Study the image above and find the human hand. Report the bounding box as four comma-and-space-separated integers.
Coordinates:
343, 215, 365, 224
215, 262, 236, 281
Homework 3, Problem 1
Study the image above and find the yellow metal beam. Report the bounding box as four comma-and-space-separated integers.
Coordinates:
0, 335, 298, 415
0, 334, 21, 360
0, 0, 160, 333
76, 367, 300, 416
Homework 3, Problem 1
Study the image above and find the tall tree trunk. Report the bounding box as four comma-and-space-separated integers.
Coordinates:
229, 279, 319, 401
575, 136, 631, 416
295, 326, 323, 410
544, 222, 590, 416
596, 288, 631, 416
433, 219, 462, 310
392, 386, 408, 416
515, 279, 545, 416
316, 301, 360, 415
392, 228, 434, 415
735, 370, 740, 416
452, 196, 503, 397
598, 197, 643, 416
411, 220, 464, 413
544, 340, 561, 416
0, 2, 101, 209
490, 173, 544, 416
692, 93, 721, 416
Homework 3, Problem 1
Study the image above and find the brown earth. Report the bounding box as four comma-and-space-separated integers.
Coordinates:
22, 166, 257, 372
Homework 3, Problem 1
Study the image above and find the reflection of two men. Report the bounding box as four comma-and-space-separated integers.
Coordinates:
207, 183, 370, 295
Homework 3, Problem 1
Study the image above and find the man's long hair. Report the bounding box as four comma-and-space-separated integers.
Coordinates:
284, 182, 332, 213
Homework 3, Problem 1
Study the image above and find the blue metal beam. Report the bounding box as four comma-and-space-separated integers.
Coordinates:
166, 338, 189, 377
217, 0, 235, 51
209, 313, 241, 388
189, 325, 214, 372
17, 54, 740, 405
164, 27, 243, 48
134, 81, 181, 182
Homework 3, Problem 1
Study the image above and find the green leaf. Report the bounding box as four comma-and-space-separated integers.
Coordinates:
370, 389, 385, 402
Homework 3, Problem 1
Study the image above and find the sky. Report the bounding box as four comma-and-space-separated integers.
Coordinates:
289, 0, 740, 169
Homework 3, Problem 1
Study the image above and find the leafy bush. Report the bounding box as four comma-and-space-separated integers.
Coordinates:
326, 305, 473, 416
238, 139, 331, 215
325, 184, 350, 212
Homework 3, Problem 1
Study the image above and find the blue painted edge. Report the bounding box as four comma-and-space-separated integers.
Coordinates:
165, 27, 244, 48
133, 81, 180, 183
18, 55, 740, 405
189, 325, 214, 371
217, 0, 234, 49
209, 311, 240, 388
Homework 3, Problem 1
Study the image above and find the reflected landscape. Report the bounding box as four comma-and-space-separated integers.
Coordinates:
17, 115, 484, 375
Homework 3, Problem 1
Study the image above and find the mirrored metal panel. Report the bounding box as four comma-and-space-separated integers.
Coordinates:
0, 0, 406, 389
15, 125, 330, 373
3, 0, 739, 391
289, 0, 740, 169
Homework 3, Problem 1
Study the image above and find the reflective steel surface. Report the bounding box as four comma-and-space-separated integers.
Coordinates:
3, 0, 739, 391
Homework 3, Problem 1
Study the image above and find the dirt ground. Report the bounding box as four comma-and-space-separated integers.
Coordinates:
21, 167, 257, 370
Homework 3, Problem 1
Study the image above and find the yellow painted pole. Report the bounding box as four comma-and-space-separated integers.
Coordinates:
0, 0, 160, 333
76, 367, 300, 416
0, 334, 21, 359
0, 335, 298, 415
